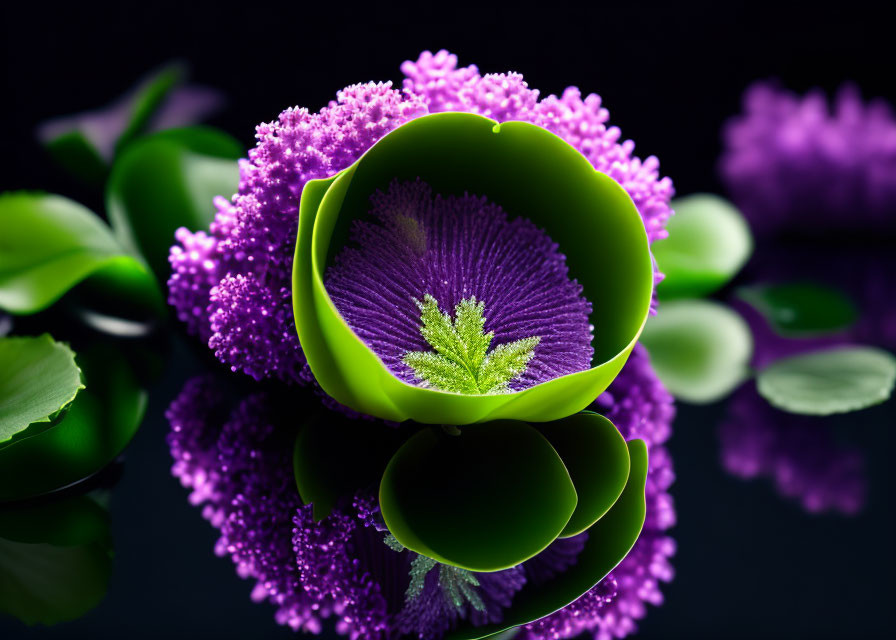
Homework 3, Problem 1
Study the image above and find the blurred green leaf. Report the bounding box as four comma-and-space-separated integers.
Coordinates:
737, 283, 858, 337
43, 131, 109, 187
0, 335, 83, 446
37, 64, 184, 186
654, 194, 753, 299
106, 126, 241, 279
114, 65, 183, 154
0, 495, 112, 625
757, 346, 896, 415
0, 192, 162, 315
0, 344, 147, 502
641, 299, 753, 403
535, 412, 630, 538
379, 420, 577, 572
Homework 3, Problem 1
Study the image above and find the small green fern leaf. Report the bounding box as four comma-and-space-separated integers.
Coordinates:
402, 294, 540, 394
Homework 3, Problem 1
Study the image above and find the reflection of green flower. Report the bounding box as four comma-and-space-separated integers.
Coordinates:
292, 112, 654, 424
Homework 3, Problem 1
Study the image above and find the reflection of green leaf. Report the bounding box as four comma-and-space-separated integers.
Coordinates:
0, 344, 147, 502
641, 299, 753, 403
654, 194, 752, 299
403, 295, 539, 394
737, 283, 858, 337
446, 439, 648, 640
757, 346, 896, 415
535, 412, 630, 538
0, 192, 162, 315
0, 495, 112, 625
379, 420, 577, 572
106, 126, 241, 279
0, 335, 84, 446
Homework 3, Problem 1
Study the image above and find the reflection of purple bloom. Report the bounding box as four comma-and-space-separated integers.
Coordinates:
167, 344, 676, 639
720, 81, 896, 233
325, 180, 593, 390
719, 387, 866, 516
168, 50, 673, 385
521, 344, 676, 640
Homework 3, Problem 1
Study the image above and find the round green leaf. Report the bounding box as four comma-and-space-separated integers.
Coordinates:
535, 412, 630, 538
0, 495, 112, 625
654, 194, 752, 299
379, 420, 577, 572
294, 411, 403, 521
640, 299, 753, 403
293, 113, 654, 424
106, 126, 241, 279
757, 346, 896, 415
0, 192, 162, 315
446, 439, 648, 639
737, 283, 858, 337
0, 344, 147, 502
0, 335, 84, 446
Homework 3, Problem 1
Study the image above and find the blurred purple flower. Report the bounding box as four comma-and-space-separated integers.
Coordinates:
720, 81, 896, 234
168, 50, 673, 385
719, 387, 866, 516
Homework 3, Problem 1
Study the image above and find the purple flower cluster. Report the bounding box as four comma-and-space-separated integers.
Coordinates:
719, 387, 866, 516
168, 50, 674, 385
167, 343, 676, 640
720, 82, 896, 233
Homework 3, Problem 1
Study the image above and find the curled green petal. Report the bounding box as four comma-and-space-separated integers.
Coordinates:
534, 411, 631, 538
379, 420, 578, 572
446, 439, 648, 639
293, 113, 653, 423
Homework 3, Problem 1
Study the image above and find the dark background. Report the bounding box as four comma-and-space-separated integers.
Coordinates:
2, 3, 894, 639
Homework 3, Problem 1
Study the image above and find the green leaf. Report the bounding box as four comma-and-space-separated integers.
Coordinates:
0, 495, 112, 625
294, 113, 655, 424
653, 194, 753, 299
737, 283, 858, 337
535, 412, 630, 538
106, 126, 241, 279
379, 420, 577, 572
446, 439, 648, 640
0, 192, 163, 315
640, 299, 753, 403
293, 411, 402, 521
0, 344, 147, 502
403, 295, 540, 394
0, 335, 84, 445
756, 346, 896, 415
